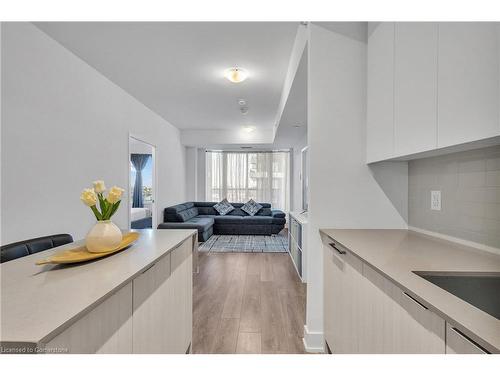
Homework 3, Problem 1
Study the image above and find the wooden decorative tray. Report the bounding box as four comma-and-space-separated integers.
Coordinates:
36, 232, 140, 265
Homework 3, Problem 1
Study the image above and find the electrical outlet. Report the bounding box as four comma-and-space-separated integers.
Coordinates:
431, 190, 441, 211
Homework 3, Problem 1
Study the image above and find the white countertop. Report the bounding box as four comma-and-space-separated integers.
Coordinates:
0, 229, 196, 346
320, 229, 500, 353
290, 211, 308, 224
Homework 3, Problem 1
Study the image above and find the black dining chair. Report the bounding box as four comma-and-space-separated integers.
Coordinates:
0, 234, 74, 263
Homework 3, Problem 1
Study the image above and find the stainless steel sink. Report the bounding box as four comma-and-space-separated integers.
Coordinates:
413, 271, 500, 320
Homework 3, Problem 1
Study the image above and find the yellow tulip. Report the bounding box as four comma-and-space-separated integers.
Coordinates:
107, 186, 124, 204
80, 188, 97, 207
93, 180, 106, 193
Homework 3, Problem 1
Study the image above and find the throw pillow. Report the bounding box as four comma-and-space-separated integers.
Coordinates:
214, 198, 234, 216
241, 199, 263, 216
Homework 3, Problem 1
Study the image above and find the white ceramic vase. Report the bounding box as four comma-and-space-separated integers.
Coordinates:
85, 220, 123, 253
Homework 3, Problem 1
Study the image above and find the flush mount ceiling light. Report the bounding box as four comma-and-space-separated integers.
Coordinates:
225, 67, 248, 83
243, 125, 255, 133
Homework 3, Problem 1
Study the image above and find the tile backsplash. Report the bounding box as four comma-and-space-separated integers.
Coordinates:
408, 145, 500, 249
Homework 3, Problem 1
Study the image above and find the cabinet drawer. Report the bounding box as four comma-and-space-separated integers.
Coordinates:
44, 282, 133, 354
446, 323, 488, 354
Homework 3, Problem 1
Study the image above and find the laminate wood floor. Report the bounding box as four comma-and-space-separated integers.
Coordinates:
192, 252, 307, 354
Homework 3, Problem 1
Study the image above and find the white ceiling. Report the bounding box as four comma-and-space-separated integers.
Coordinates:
34, 22, 298, 131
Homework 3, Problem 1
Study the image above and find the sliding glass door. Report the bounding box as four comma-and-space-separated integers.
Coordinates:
206, 151, 290, 212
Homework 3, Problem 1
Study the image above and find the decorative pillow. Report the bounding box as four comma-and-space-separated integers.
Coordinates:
213, 198, 234, 216
241, 199, 263, 216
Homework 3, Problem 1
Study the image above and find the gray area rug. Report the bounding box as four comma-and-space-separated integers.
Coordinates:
199, 234, 288, 253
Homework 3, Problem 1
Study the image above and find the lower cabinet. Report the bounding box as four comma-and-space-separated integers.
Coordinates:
133, 239, 192, 354
323, 242, 446, 354
44, 282, 133, 354
361, 264, 445, 353
42, 237, 193, 354
323, 241, 363, 353
445, 323, 489, 354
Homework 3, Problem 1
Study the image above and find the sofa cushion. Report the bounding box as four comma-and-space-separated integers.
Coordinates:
271, 217, 286, 225
241, 199, 263, 216
241, 216, 274, 225
227, 207, 248, 216
213, 215, 244, 224
158, 217, 214, 232
214, 199, 234, 216
164, 203, 198, 222
256, 207, 272, 216
197, 206, 218, 215
271, 210, 286, 218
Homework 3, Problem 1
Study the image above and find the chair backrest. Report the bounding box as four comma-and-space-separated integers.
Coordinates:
0, 234, 74, 263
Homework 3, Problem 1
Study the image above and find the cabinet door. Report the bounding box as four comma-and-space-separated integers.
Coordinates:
446, 323, 488, 354
362, 264, 445, 353
44, 282, 133, 354
132, 253, 171, 353
394, 22, 438, 156
323, 242, 363, 353
170, 239, 193, 354
438, 22, 499, 147
367, 22, 395, 163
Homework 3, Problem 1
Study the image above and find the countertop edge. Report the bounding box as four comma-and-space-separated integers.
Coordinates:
319, 228, 500, 354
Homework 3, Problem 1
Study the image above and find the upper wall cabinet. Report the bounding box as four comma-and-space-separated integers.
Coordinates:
394, 23, 438, 156
367, 22, 500, 163
437, 22, 499, 148
367, 23, 395, 163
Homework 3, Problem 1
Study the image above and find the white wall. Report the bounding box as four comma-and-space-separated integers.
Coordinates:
1, 23, 186, 244
304, 24, 408, 351
196, 148, 206, 201
181, 128, 274, 146
185, 147, 197, 201
291, 138, 307, 212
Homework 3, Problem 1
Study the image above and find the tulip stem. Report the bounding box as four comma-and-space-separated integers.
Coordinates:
90, 205, 102, 221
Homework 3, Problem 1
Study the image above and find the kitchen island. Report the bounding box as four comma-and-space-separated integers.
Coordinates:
321, 229, 500, 354
0, 229, 197, 354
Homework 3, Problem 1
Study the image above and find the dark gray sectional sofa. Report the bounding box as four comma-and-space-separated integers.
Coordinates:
157, 202, 286, 242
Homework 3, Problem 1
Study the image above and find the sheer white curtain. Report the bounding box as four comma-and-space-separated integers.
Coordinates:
206, 151, 290, 212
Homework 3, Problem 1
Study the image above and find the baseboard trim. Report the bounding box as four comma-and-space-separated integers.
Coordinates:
302, 325, 324, 353
409, 226, 500, 256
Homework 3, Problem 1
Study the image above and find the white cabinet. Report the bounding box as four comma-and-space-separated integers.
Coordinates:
394, 23, 438, 156
44, 282, 133, 354
170, 239, 193, 353
44, 236, 193, 354
289, 212, 307, 281
367, 22, 500, 163
446, 323, 489, 354
361, 264, 445, 353
438, 22, 499, 148
324, 241, 446, 354
132, 253, 172, 353
133, 239, 192, 354
323, 241, 364, 353
367, 22, 395, 163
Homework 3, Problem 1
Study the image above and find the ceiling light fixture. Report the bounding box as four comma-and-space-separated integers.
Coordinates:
243, 125, 255, 133
225, 67, 248, 83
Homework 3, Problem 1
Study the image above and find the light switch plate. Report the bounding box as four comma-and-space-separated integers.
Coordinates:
431, 190, 441, 211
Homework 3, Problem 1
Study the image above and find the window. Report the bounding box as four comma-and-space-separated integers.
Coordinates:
206, 151, 290, 212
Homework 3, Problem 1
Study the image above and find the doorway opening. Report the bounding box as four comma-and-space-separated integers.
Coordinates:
129, 136, 156, 229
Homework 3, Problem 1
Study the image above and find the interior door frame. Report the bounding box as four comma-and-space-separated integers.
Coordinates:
128, 134, 157, 230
